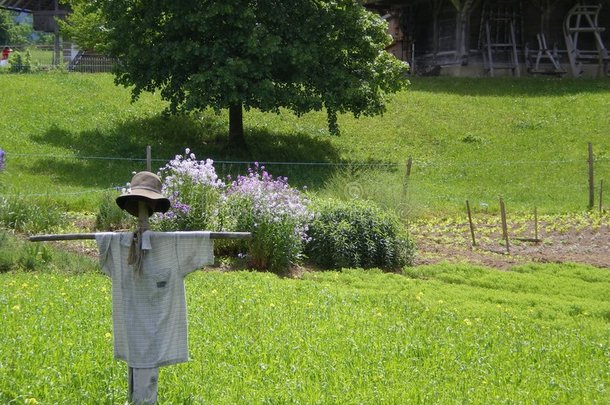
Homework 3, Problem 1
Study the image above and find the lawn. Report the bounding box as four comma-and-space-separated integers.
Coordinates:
1, 264, 608, 404
0, 73, 609, 215
0, 73, 608, 404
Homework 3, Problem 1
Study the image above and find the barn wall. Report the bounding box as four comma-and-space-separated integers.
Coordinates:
368, 0, 610, 77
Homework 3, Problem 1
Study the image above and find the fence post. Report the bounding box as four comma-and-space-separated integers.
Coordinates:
599, 179, 604, 214
146, 146, 152, 172
402, 156, 413, 200
466, 200, 477, 246
500, 198, 510, 254
534, 207, 539, 242
588, 143, 594, 210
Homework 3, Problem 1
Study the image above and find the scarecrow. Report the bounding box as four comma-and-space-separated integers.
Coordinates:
96, 171, 215, 404
31, 171, 250, 404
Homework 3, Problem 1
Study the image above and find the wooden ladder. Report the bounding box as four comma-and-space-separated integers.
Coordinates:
480, 6, 520, 77
563, 3, 610, 77
528, 33, 566, 75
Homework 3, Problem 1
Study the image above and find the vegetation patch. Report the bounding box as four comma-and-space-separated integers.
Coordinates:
0, 266, 607, 403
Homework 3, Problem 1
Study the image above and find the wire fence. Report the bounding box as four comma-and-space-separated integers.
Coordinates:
1, 148, 609, 215
0, 44, 114, 72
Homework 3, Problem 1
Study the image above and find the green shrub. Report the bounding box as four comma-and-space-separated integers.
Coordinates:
0, 229, 98, 274
9, 50, 32, 73
0, 229, 50, 272
305, 199, 415, 270
0, 196, 65, 234
95, 192, 134, 230
0, 230, 15, 272
17, 243, 52, 272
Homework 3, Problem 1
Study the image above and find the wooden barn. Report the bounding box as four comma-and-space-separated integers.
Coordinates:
365, 0, 610, 77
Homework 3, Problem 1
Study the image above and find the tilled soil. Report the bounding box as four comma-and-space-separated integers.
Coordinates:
410, 213, 610, 269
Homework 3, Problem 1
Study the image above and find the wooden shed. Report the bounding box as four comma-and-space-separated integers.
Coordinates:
365, 0, 610, 77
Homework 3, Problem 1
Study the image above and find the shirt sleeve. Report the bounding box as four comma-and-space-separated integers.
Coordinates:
175, 232, 214, 277
95, 232, 115, 276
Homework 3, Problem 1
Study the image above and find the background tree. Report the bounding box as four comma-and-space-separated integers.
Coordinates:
62, 0, 409, 147
58, 0, 108, 52
0, 10, 13, 44
0, 9, 28, 44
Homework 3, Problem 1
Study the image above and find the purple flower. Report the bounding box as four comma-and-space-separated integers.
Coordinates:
226, 164, 312, 242
0, 149, 4, 171
173, 201, 191, 214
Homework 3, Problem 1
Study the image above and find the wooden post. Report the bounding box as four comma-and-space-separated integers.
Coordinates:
500, 198, 510, 254
128, 201, 158, 405
534, 207, 539, 242
588, 142, 594, 210
599, 179, 604, 214
402, 156, 413, 201
406, 156, 413, 177
146, 146, 152, 172
466, 200, 477, 246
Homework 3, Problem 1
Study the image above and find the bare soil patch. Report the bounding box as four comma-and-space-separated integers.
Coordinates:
410, 213, 610, 269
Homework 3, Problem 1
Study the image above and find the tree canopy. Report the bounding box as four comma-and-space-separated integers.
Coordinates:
62, 0, 409, 146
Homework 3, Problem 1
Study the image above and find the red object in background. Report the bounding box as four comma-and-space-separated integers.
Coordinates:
1, 47, 11, 61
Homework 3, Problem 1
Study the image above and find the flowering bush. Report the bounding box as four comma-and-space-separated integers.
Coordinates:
223, 163, 312, 272
153, 149, 224, 231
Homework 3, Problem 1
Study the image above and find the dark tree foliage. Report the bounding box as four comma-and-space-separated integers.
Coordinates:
63, 0, 409, 146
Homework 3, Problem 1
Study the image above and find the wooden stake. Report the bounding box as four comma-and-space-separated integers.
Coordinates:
402, 156, 413, 200
500, 198, 510, 254
130, 201, 156, 405
406, 156, 412, 177
146, 146, 152, 172
599, 179, 604, 214
138, 201, 150, 231
534, 207, 539, 242
588, 142, 594, 210
29, 231, 251, 242
466, 200, 477, 246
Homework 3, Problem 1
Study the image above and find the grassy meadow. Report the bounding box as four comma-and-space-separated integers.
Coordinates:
0, 73, 609, 215
1, 263, 608, 404
0, 73, 609, 403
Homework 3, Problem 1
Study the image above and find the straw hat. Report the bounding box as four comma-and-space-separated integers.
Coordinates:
116, 171, 170, 217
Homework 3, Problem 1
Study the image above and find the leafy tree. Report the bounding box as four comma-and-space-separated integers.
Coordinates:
0, 9, 16, 44
58, 0, 108, 52
1, 9, 54, 45
61, 0, 409, 147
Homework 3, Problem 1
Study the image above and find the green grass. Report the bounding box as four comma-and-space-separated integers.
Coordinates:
0, 264, 608, 403
0, 73, 608, 404
0, 73, 609, 215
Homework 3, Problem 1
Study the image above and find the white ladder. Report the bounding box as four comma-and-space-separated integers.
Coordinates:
563, 3, 610, 77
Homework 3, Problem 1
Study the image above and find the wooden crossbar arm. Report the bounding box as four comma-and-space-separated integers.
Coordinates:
29, 232, 251, 242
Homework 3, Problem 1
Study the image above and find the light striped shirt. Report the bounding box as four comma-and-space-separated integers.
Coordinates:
96, 231, 213, 368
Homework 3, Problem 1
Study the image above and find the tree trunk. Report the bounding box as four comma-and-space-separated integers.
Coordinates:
228, 103, 246, 148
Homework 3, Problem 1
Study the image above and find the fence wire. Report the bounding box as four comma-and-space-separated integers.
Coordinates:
1, 151, 608, 213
